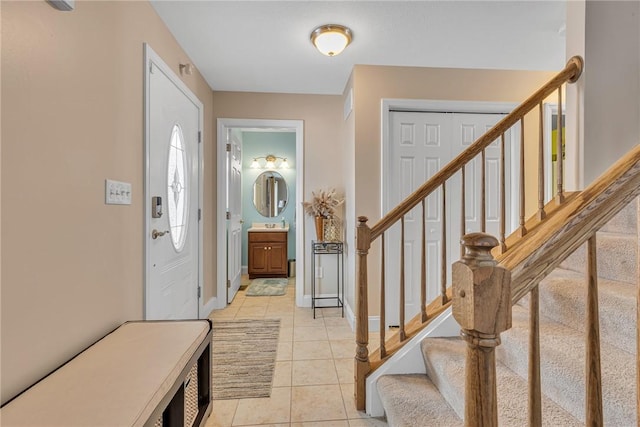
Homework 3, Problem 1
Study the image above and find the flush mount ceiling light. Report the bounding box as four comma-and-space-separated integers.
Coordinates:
310, 24, 353, 57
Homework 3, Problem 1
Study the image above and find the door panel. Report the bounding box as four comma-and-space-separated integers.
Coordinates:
269, 243, 287, 272
227, 131, 242, 303
147, 58, 201, 320
387, 112, 452, 324
249, 244, 268, 273
386, 110, 512, 327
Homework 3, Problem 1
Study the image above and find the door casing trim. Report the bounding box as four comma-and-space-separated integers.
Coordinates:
216, 118, 305, 309
143, 43, 205, 319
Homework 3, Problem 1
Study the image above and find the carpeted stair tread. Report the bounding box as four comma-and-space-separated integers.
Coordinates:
377, 374, 462, 426
374, 200, 637, 425
421, 337, 581, 426
560, 232, 636, 284
519, 267, 636, 355
498, 305, 636, 425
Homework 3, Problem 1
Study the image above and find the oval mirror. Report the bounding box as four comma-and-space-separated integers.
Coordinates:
253, 171, 288, 217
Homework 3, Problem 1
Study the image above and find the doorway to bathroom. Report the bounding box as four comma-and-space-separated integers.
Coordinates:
217, 119, 304, 307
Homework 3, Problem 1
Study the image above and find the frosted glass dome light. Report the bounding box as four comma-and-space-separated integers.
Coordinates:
310, 25, 353, 57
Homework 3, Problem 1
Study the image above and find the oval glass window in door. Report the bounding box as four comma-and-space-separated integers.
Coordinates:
167, 124, 188, 251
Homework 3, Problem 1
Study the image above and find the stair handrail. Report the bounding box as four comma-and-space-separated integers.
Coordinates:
355, 56, 584, 411
371, 56, 583, 240
501, 143, 640, 303
452, 143, 640, 426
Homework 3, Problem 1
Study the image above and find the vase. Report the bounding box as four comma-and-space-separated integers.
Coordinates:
314, 216, 325, 241
323, 217, 341, 241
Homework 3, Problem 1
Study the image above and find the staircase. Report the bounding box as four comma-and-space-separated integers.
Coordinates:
376, 201, 638, 426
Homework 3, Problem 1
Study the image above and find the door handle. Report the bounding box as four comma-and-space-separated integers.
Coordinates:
152, 229, 170, 239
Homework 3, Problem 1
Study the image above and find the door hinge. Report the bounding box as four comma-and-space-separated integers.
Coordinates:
227, 280, 231, 288
226, 143, 231, 152
197, 286, 201, 298
226, 211, 231, 220
198, 131, 202, 143
198, 208, 201, 221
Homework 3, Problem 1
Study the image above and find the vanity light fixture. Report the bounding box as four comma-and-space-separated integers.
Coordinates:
310, 24, 353, 57
251, 154, 289, 170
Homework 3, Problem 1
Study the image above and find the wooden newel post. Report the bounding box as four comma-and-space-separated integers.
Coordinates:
354, 216, 371, 411
452, 233, 512, 427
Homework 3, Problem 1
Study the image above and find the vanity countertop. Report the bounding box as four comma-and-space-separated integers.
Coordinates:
248, 223, 289, 233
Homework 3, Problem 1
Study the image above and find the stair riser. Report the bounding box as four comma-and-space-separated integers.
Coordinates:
377, 374, 463, 426
520, 272, 636, 355
560, 234, 637, 284
422, 338, 581, 426
497, 308, 636, 425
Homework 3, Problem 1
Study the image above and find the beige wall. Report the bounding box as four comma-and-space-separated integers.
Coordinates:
351, 65, 556, 315
211, 91, 345, 299
581, 1, 640, 185
1, 1, 215, 403
566, 1, 640, 189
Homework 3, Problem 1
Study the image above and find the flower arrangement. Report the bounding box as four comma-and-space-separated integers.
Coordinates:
303, 188, 344, 241
302, 188, 344, 219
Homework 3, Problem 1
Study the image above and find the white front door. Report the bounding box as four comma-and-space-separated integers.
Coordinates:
226, 130, 242, 303
145, 45, 202, 320
385, 110, 515, 327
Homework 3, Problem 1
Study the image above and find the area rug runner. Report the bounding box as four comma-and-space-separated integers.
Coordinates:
245, 278, 288, 296
212, 318, 280, 399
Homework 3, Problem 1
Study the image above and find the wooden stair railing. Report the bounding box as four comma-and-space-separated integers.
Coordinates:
354, 56, 584, 410
453, 143, 640, 426
452, 233, 512, 427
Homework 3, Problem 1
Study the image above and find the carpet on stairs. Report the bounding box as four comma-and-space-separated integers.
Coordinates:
375, 199, 638, 426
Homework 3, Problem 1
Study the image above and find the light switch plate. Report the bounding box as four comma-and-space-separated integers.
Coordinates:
105, 179, 132, 205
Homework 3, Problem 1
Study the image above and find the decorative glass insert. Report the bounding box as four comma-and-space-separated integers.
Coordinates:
167, 124, 188, 251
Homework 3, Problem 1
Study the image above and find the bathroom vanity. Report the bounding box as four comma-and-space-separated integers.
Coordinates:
247, 225, 289, 279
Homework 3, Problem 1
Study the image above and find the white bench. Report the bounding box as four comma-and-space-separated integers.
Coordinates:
0, 320, 212, 427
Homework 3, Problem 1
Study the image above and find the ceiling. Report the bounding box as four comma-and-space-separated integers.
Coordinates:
150, 1, 567, 95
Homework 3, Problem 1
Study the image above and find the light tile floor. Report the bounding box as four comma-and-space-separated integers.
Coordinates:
205, 277, 388, 427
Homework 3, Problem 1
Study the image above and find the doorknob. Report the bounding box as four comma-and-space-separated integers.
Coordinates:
152, 229, 170, 239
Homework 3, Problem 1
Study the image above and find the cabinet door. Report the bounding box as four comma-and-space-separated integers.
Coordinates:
268, 243, 287, 275
249, 243, 269, 275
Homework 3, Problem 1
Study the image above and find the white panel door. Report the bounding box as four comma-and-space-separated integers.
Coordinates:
387, 112, 453, 324
386, 110, 511, 328
227, 130, 242, 303
146, 52, 201, 320
449, 113, 515, 255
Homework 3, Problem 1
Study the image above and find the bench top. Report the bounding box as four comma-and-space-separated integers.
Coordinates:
0, 320, 210, 427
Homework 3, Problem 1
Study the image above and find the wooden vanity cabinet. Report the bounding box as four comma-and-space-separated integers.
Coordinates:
248, 231, 288, 279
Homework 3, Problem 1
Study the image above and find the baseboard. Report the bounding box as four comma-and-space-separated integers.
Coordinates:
200, 296, 218, 318
345, 301, 355, 329
343, 302, 380, 333
241, 266, 248, 275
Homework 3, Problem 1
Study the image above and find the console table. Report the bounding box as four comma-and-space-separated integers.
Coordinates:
311, 241, 344, 319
